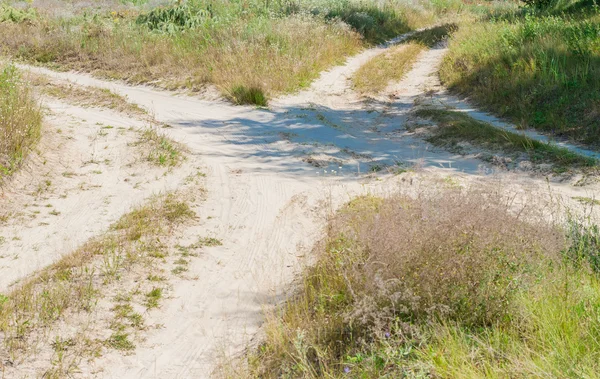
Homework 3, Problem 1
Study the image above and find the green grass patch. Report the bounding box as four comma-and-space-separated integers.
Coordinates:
440, 13, 600, 147
416, 108, 597, 171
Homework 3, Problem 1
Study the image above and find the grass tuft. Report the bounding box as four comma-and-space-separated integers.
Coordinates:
0, 64, 42, 180
228, 85, 268, 106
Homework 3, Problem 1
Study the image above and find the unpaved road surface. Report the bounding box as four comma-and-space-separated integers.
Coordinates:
3, 34, 599, 378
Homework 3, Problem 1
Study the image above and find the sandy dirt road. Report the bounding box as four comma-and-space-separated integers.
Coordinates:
3, 34, 599, 378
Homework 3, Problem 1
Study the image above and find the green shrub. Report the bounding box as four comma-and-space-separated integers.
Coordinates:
0, 5, 37, 24
136, 1, 212, 33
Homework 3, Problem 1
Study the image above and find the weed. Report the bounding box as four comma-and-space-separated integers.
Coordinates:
105, 332, 135, 351
144, 287, 162, 309
234, 186, 573, 377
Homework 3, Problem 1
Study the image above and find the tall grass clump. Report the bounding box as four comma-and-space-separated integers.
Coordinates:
225, 186, 600, 378
0, 64, 42, 179
440, 12, 600, 146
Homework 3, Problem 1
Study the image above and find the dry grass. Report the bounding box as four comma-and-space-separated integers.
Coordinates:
27, 73, 147, 116
0, 64, 42, 180
0, 0, 442, 104
226, 179, 600, 377
353, 43, 424, 94
0, 13, 363, 103
0, 192, 195, 372
352, 24, 455, 95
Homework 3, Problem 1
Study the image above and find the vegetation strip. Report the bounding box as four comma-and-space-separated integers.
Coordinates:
440, 7, 600, 147
0, 191, 199, 376
0, 1, 440, 105
416, 108, 597, 173
352, 24, 456, 95
0, 64, 42, 180
27, 73, 147, 117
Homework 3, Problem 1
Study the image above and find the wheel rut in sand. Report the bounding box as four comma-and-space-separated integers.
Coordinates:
3, 29, 600, 378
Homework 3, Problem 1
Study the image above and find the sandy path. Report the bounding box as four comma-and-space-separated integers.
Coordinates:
0, 100, 194, 290
7, 32, 600, 378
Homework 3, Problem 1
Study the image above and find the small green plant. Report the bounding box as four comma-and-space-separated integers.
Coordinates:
228, 85, 268, 106
145, 287, 163, 309
106, 332, 135, 351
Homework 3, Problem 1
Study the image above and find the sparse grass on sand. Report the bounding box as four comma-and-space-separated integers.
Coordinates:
0, 0, 437, 105
0, 64, 42, 179
0, 192, 194, 371
226, 185, 600, 378
28, 73, 147, 116
135, 128, 186, 167
440, 9, 600, 147
416, 108, 597, 173
352, 24, 455, 94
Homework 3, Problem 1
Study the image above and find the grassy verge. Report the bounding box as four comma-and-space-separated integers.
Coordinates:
416, 108, 597, 172
28, 73, 147, 116
229, 186, 600, 378
440, 11, 600, 146
352, 24, 455, 94
0, 64, 42, 179
0, 191, 197, 375
0, 1, 436, 105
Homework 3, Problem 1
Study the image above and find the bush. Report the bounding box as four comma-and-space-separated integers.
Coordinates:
136, 1, 212, 33
237, 187, 565, 377
0, 64, 42, 179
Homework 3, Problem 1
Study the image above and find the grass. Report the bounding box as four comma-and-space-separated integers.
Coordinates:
227, 185, 600, 378
0, 64, 42, 179
415, 108, 597, 172
0, 192, 194, 365
352, 24, 455, 94
135, 128, 185, 167
440, 10, 600, 147
0, 1, 439, 105
28, 73, 147, 116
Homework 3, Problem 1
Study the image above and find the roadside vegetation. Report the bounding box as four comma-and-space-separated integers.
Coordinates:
352, 24, 455, 94
28, 73, 147, 117
228, 185, 600, 378
0, 0, 440, 105
0, 191, 197, 376
0, 64, 42, 180
440, 0, 600, 147
416, 108, 597, 173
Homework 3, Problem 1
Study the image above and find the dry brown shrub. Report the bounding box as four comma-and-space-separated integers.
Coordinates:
329, 187, 565, 329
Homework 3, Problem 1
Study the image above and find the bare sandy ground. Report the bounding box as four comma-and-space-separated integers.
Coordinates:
3, 32, 600, 378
